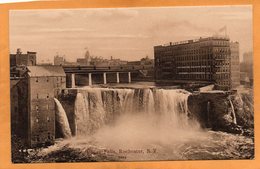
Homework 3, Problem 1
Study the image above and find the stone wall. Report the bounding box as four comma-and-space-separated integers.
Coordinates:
188, 90, 254, 134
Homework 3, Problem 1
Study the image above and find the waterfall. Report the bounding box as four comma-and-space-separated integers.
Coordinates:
229, 99, 237, 124
71, 88, 193, 137
207, 101, 211, 127
74, 92, 90, 135
54, 98, 72, 138
153, 89, 191, 128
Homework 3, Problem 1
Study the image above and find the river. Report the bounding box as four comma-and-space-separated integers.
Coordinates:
27, 84, 254, 162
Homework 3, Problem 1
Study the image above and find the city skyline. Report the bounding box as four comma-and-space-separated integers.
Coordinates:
10, 5, 252, 63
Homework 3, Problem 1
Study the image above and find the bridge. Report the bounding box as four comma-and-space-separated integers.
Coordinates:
62, 65, 154, 87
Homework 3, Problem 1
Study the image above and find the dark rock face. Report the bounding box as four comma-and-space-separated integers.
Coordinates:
231, 91, 254, 128
188, 90, 254, 135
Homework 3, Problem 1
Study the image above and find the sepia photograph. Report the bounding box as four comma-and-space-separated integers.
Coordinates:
9, 5, 254, 163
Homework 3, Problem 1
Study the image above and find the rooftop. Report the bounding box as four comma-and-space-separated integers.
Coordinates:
27, 66, 66, 77
155, 36, 230, 48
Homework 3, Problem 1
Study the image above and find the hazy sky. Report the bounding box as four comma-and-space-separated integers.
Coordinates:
9, 5, 252, 63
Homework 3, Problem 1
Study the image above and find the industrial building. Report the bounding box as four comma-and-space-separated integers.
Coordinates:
11, 66, 66, 148
10, 49, 37, 78
154, 36, 240, 90
10, 48, 37, 67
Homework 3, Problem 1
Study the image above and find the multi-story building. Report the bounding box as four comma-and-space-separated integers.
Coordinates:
10, 48, 37, 67
10, 49, 37, 78
154, 36, 235, 90
241, 51, 253, 86
230, 42, 240, 88
11, 66, 66, 148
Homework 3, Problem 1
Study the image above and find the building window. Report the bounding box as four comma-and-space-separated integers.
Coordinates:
47, 117, 50, 122
36, 105, 39, 112
36, 77, 38, 82
47, 93, 49, 99
47, 77, 49, 82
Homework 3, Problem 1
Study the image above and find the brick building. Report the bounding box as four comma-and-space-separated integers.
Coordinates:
10, 48, 37, 78
11, 66, 66, 148
154, 36, 239, 90
10, 48, 37, 67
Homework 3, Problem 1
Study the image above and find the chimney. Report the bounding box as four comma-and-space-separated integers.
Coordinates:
17, 48, 22, 54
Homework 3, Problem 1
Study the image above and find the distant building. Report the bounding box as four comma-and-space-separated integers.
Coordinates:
154, 36, 232, 90
243, 51, 253, 65
10, 48, 37, 67
230, 42, 240, 88
240, 72, 250, 87
241, 51, 253, 86
140, 56, 154, 65
108, 57, 127, 66
127, 56, 154, 66
11, 66, 66, 148
127, 61, 141, 66
76, 50, 91, 66
10, 49, 37, 78
90, 56, 109, 66
76, 58, 90, 66
54, 55, 78, 66
89, 56, 127, 67
54, 55, 65, 65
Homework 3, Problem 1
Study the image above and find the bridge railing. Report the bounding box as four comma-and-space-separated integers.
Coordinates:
62, 65, 154, 72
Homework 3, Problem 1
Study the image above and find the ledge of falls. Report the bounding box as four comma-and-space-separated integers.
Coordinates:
54, 87, 254, 138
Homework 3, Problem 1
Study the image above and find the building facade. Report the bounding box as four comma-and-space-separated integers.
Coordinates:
154, 37, 234, 90
230, 42, 240, 88
241, 51, 253, 86
11, 66, 66, 148
76, 50, 91, 66
54, 55, 65, 65
10, 48, 37, 67
10, 49, 37, 78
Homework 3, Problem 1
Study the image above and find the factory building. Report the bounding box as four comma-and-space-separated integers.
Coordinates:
11, 66, 66, 148
154, 36, 239, 90
10, 48, 37, 67
10, 49, 37, 78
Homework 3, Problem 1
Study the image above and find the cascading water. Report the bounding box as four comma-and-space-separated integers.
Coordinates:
54, 98, 72, 138
35, 87, 253, 162
229, 99, 237, 124
72, 87, 196, 137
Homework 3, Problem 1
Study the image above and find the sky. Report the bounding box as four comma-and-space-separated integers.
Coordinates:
9, 5, 252, 63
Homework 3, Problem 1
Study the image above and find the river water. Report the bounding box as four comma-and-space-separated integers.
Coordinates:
29, 84, 254, 162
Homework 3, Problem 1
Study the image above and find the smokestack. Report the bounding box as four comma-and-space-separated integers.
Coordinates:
17, 48, 22, 54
